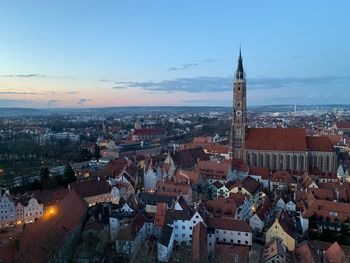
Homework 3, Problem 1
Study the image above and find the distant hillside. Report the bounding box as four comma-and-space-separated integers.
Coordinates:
0, 104, 349, 117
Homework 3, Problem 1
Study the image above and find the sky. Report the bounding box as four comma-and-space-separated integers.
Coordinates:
0, 1, 349, 108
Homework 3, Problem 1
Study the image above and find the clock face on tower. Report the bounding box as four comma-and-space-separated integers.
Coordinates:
236, 110, 242, 117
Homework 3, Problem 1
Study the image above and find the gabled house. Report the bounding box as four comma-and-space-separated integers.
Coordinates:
155, 180, 192, 205
249, 197, 273, 233
191, 222, 208, 263
196, 160, 232, 185
270, 171, 297, 193
206, 217, 252, 254
229, 176, 264, 207
115, 213, 150, 262
164, 147, 209, 178
262, 239, 289, 263
266, 210, 297, 251
69, 177, 119, 206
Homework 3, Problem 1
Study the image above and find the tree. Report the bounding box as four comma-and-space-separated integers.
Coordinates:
93, 145, 101, 160
80, 149, 91, 161
40, 167, 50, 189
64, 164, 76, 184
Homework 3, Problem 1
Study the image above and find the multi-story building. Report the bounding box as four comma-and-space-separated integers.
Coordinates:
229, 50, 337, 174
0, 191, 16, 228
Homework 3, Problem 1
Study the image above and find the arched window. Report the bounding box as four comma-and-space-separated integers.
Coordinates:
272, 154, 277, 170
266, 154, 271, 169
299, 155, 305, 171
259, 153, 264, 167
287, 155, 291, 170
251, 153, 256, 166
320, 156, 324, 172
247, 153, 251, 165
326, 156, 330, 172
293, 155, 298, 171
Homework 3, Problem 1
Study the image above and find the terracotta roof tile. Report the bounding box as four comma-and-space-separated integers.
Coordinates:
207, 217, 251, 232
307, 136, 334, 152
191, 222, 208, 262
213, 244, 249, 263
324, 242, 348, 263
246, 128, 307, 151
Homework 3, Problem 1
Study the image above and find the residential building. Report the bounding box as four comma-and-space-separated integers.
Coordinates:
266, 210, 297, 251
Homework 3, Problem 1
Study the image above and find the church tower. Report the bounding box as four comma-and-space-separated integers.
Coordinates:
230, 48, 247, 162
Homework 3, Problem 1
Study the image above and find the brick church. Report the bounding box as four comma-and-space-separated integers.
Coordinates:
230, 50, 337, 174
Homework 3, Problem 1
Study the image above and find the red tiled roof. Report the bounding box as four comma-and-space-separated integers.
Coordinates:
336, 121, 350, 129
271, 171, 297, 184
302, 199, 350, 223
245, 128, 307, 151
214, 244, 249, 263
69, 177, 111, 199
155, 180, 191, 197
327, 134, 343, 145
171, 147, 210, 169
249, 166, 270, 178
255, 197, 272, 220
295, 241, 321, 263
1, 191, 87, 263
197, 160, 230, 180
206, 197, 237, 218
207, 217, 251, 232
324, 242, 348, 263
191, 222, 208, 262
97, 158, 129, 177
306, 136, 334, 152
155, 203, 167, 227
175, 169, 201, 185
276, 210, 296, 239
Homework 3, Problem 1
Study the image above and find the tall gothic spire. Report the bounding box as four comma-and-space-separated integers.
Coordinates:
235, 47, 245, 80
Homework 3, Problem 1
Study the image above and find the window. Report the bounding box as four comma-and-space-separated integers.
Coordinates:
238, 240, 241, 244
190, 227, 192, 230
196, 215, 199, 219
209, 243, 212, 246
245, 241, 248, 245
182, 226, 185, 229
245, 233, 248, 237
238, 232, 241, 236
230, 239, 233, 243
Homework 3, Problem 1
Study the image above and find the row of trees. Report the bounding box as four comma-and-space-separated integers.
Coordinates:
10, 164, 77, 194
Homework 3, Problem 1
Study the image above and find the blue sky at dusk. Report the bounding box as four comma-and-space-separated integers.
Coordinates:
0, 1, 349, 108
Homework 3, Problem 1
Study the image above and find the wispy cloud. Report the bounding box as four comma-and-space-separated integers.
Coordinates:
0, 91, 46, 95
114, 75, 350, 93
112, 86, 128, 90
47, 99, 59, 107
67, 91, 78, 94
78, 98, 92, 104
290, 55, 306, 60
167, 58, 219, 71
0, 74, 46, 78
